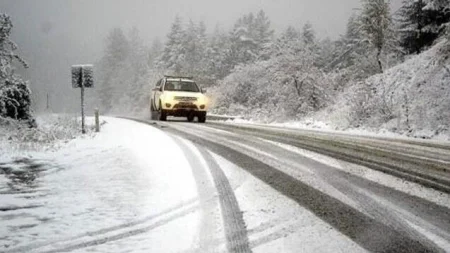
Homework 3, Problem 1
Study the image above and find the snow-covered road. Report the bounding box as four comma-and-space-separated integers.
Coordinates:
1, 117, 449, 252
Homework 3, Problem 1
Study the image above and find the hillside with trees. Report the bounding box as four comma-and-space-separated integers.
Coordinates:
95, 0, 450, 137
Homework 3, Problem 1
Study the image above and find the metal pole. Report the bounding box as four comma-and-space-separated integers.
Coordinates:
81, 68, 86, 134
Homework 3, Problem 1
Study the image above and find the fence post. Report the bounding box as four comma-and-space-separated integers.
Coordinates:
95, 108, 100, 132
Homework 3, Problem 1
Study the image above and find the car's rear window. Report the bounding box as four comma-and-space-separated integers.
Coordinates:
164, 81, 199, 92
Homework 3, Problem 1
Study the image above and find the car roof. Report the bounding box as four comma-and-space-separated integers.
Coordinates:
165, 78, 195, 82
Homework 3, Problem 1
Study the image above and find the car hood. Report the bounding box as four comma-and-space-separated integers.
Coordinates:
165, 91, 204, 98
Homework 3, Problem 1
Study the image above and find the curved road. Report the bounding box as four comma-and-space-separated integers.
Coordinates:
3, 117, 449, 253
129, 118, 450, 253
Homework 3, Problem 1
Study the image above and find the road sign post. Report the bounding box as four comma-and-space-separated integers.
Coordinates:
72, 64, 94, 134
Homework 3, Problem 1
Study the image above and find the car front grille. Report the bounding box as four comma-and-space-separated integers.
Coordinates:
174, 104, 198, 109
174, 96, 197, 102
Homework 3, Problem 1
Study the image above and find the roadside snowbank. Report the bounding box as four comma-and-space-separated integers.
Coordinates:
226, 117, 450, 142
0, 114, 97, 160
0, 117, 199, 252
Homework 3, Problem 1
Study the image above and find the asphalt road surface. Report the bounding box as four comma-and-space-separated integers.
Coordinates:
2, 117, 449, 253
129, 117, 450, 253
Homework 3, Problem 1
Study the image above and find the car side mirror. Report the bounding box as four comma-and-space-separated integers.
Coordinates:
201, 88, 207, 94
152, 87, 161, 92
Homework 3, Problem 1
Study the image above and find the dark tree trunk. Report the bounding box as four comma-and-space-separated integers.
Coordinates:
377, 48, 383, 73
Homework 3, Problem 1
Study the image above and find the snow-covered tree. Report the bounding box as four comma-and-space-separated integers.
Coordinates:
148, 38, 163, 68
156, 16, 186, 74
423, 0, 450, 11
282, 26, 301, 41
423, 0, 450, 39
215, 31, 333, 119
181, 20, 208, 77
0, 13, 33, 123
302, 22, 316, 45
332, 14, 377, 76
204, 25, 231, 82
254, 10, 274, 59
358, 0, 395, 72
228, 13, 259, 66
397, 0, 449, 54
97, 27, 131, 112
227, 11, 274, 66
123, 28, 151, 114
95, 27, 156, 115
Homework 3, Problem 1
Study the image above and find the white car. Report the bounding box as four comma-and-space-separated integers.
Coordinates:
150, 76, 209, 122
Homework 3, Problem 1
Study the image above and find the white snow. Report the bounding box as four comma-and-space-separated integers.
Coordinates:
0, 117, 200, 252
212, 152, 367, 253
260, 138, 450, 210
2, 116, 449, 252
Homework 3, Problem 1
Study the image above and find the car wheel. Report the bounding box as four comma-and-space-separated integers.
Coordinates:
187, 113, 194, 122
159, 102, 167, 121
160, 112, 167, 121
151, 110, 158, 120
198, 113, 206, 123
150, 100, 155, 111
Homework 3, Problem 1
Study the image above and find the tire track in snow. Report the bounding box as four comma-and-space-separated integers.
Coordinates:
162, 125, 442, 253
206, 122, 450, 194
37, 203, 198, 253
170, 136, 225, 252
200, 149, 251, 253
123, 117, 251, 252
5, 199, 198, 253
171, 135, 251, 253
174, 121, 450, 251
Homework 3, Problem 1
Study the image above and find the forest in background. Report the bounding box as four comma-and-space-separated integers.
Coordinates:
3, 0, 448, 137
95, 0, 450, 135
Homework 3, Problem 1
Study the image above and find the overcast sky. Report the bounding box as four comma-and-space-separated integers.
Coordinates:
0, 0, 401, 111
2, 0, 402, 56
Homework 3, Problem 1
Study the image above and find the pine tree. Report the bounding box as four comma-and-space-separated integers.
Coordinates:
228, 13, 258, 66
125, 28, 150, 113
148, 38, 163, 68
302, 22, 316, 45
227, 11, 274, 67
282, 26, 301, 41
359, 0, 395, 72
397, 0, 448, 54
0, 13, 33, 123
182, 20, 207, 76
97, 27, 130, 112
156, 16, 186, 74
326, 14, 381, 81
345, 14, 362, 44
254, 10, 274, 54
422, 0, 450, 37
205, 25, 231, 81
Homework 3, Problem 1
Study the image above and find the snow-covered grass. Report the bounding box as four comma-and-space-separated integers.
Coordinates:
0, 114, 98, 159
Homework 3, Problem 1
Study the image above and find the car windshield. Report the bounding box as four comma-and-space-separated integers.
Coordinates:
164, 81, 199, 92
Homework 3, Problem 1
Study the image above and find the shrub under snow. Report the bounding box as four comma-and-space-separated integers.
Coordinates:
329, 40, 450, 138
0, 114, 96, 155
